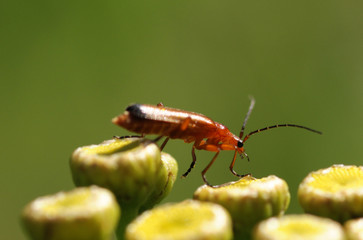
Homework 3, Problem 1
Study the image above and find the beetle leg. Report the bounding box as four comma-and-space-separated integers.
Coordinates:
153, 136, 163, 142
229, 150, 251, 178
181, 145, 197, 178
153, 136, 170, 151
201, 151, 220, 187
180, 116, 191, 131
160, 137, 169, 151
220, 143, 235, 151
181, 139, 204, 178
113, 135, 143, 139
197, 143, 219, 152
194, 142, 223, 187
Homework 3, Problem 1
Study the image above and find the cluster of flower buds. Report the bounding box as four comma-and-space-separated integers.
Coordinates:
21, 137, 363, 240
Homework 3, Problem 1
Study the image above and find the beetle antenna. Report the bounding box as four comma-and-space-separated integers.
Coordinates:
239, 96, 256, 139
242, 124, 322, 143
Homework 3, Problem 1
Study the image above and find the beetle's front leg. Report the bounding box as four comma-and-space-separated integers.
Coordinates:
229, 150, 251, 178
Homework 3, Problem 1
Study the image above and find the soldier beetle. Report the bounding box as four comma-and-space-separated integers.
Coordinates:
112, 98, 321, 187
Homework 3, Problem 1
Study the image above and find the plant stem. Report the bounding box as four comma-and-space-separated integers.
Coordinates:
115, 206, 139, 240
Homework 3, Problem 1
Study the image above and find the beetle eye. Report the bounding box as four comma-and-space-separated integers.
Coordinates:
237, 140, 243, 148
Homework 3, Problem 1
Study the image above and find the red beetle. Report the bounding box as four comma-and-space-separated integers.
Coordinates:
112, 98, 321, 187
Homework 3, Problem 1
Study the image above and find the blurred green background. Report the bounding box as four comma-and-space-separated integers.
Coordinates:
1, 0, 362, 238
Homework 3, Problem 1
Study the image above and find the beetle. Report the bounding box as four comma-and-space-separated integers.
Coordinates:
112, 98, 321, 187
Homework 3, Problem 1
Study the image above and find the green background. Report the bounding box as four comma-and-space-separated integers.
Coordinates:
1, 1, 362, 239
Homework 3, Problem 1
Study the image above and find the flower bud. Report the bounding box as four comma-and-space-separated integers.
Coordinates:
298, 164, 363, 222
70, 137, 178, 238
194, 175, 290, 239
253, 214, 345, 240
70, 138, 163, 209
345, 218, 363, 240
21, 186, 120, 240
139, 152, 178, 212
126, 200, 233, 240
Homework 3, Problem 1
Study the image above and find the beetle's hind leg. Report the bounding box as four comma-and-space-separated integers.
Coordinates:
153, 136, 170, 151
160, 137, 169, 151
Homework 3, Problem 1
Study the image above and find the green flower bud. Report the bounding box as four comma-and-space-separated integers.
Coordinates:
193, 175, 290, 239
21, 186, 120, 240
253, 214, 345, 240
70, 137, 178, 239
298, 164, 363, 222
139, 152, 178, 212
70, 137, 163, 208
125, 200, 233, 240
345, 218, 363, 240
